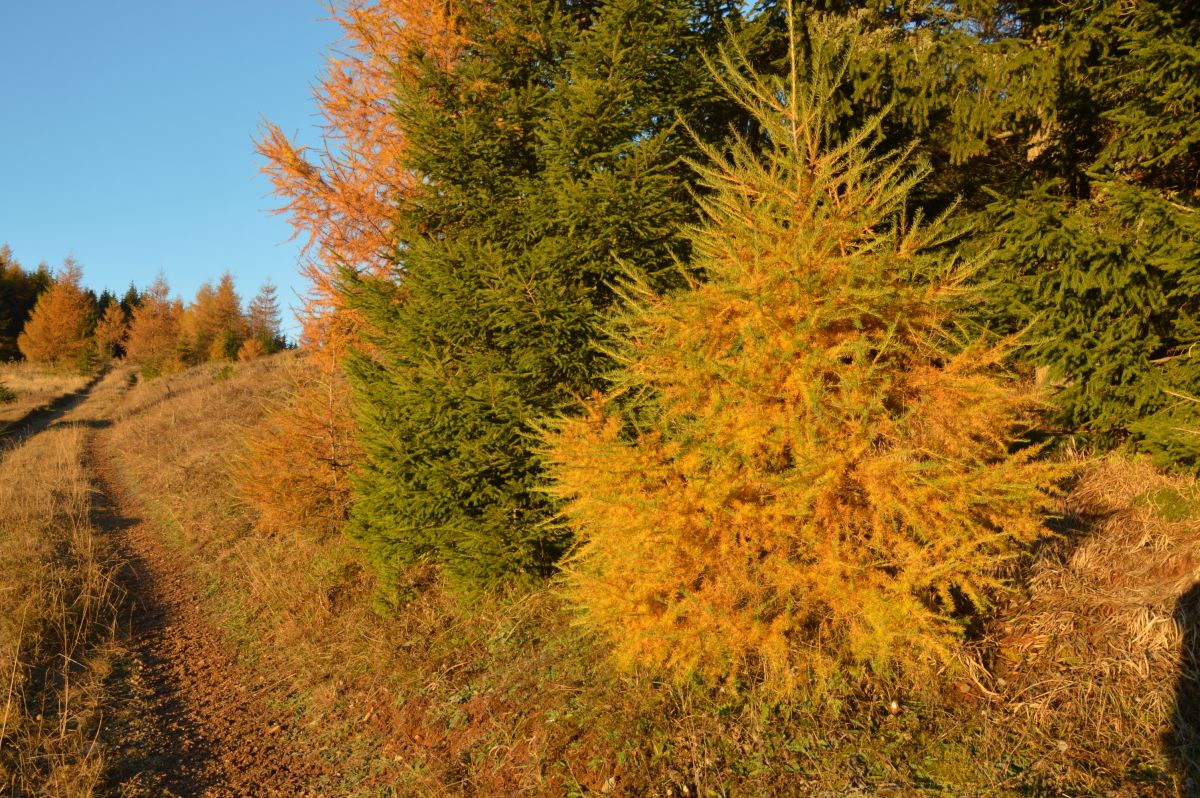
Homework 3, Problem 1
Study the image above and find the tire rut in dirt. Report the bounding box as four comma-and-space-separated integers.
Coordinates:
0, 369, 108, 451
88, 437, 323, 797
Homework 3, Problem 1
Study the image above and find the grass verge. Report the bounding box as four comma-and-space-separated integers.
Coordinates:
0, 362, 90, 428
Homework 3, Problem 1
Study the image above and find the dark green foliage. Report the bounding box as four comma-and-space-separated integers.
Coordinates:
981, 0, 1200, 465
0, 382, 14, 404
988, 181, 1200, 447
0, 246, 52, 361
119, 284, 141, 319
346, 0, 741, 593
215, 327, 242, 361
733, 0, 1068, 212
1132, 348, 1200, 475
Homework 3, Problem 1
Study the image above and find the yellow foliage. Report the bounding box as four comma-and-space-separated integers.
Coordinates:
543, 13, 1067, 693
232, 346, 357, 539
16, 258, 90, 367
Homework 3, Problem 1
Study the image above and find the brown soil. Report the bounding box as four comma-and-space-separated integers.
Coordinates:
77, 391, 329, 795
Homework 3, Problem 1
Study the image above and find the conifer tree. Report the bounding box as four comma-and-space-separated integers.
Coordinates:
257, 0, 464, 346
732, 0, 1068, 214
119, 284, 141, 319
17, 257, 92, 367
181, 282, 217, 362
746, 1, 1200, 472
246, 280, 285, 354
0, 246, 51, 361
93, 300, 128, 361
125, 274, 184, 377
235, 345, 359, 538
544, 14, 1061, 691
242, 1, 461, 543
983, 0, 1200, 467
181, 272, 246, 363
346, 0, 740, 591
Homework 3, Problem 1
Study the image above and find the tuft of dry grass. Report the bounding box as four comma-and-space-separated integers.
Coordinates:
0, 370, 127, 796
996, 454, 1200, 794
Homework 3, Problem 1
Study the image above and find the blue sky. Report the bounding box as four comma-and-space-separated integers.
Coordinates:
0, 1, 344, 337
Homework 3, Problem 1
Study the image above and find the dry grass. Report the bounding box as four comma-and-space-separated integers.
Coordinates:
996, 454, 1200, 794
0, 370, 127, 796
102, 357, 1200, 796
0, 362, 90, 427
107, 358, 674, 794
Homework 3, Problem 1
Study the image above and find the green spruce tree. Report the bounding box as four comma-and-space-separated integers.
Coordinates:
346, 0, 741, 593
983, 0, 1200, 469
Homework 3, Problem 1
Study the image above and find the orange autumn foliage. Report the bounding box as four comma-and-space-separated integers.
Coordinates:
234, 346, 358, 538
544, 17, 1066, 694
256, 0, 463, 346
93, 302, 128, 361
17, 258, 91, 367
125, 275, 184, 378
243, 1, 462, 539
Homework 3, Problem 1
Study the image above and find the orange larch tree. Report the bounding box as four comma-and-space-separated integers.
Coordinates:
125, 274, 184, 377
93, 300, 129, 361
17, 257, 92, 368
181, 272, 246, 362
241, 0, 462, 539
256, 0, 463, 345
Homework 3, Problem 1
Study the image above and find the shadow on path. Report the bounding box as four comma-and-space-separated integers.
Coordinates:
84, 445, 223, 797
0, 370, 107, 448
1172, 582, 1200, 798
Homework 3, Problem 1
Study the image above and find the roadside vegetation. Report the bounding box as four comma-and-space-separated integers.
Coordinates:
93, 351, 1196, 796
0, 362, 89, 428
0, 370, 128, 796
0, 0, 1195, 794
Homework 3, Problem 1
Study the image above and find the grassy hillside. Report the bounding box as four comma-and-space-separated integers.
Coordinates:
92, 354, 1198, 796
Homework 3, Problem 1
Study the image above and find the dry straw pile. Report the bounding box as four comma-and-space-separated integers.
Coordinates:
999, 455, 1200, 787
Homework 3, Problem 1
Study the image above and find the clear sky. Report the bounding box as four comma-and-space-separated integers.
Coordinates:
0, 1, 343, 338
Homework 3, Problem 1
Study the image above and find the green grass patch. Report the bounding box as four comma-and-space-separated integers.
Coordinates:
1135, 486, 1200, 521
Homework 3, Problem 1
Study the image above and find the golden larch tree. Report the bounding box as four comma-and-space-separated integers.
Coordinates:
543, 14, 1066, 694
233, 344, 358, 537
125, 274, 184, 377
93, 301, 128, 361
256, 0, 462, 344
17, 257, 92, 367
180, 272, 246, 363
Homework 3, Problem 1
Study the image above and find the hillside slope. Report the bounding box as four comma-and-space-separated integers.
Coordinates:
2, 356, 1190, 794
77, 354, 1197, 796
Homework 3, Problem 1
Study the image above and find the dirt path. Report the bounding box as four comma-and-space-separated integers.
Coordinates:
0, 370, 107, 447
74, 390, 327, 795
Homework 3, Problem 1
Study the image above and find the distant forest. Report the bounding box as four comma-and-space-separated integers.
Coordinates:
0, 244, 288, 375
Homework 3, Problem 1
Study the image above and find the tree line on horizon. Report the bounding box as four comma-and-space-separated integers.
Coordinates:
0, 247, 288, 377
241, 0, 1199, 692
